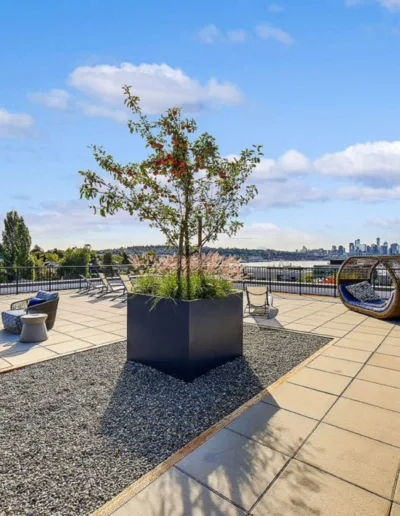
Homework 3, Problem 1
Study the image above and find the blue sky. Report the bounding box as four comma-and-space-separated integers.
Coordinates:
2, 0, 400, 250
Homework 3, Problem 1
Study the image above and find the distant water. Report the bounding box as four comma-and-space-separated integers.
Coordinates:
244, 260, 330, 268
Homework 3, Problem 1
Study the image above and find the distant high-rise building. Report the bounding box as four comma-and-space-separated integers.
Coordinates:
349, 243, 354, 253
382, 241, 388, 254
390, 243, 399, 255
332, 245, 337, 253
355, 239, 361, 250
371, 244, 378, 254
338, 245, 344, 255
360, 244, 367, 253
377, 237, 381, 247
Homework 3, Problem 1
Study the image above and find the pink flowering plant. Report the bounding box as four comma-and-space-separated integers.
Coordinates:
79, 87, 261, 300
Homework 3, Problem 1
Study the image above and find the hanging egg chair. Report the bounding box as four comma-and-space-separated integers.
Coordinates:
337, 256, 400, 319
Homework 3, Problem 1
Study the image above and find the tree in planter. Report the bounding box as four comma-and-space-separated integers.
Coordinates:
79, 86, 262, 299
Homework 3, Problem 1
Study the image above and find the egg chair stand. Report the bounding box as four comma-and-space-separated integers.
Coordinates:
337, 256, 400, 319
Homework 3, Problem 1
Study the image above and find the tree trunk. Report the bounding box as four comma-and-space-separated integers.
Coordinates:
177, 227, 184, 299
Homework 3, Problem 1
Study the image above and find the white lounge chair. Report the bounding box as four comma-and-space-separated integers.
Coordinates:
245, 286, 273, 317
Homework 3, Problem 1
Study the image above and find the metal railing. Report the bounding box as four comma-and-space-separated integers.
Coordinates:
0, 264, 396, 298
0, 265, 131, 296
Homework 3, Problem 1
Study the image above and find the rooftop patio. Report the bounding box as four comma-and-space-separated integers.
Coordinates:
0, 290, 377, 372
1, 291, 400, 515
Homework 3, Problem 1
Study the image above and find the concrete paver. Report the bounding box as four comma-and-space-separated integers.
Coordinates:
357, 364, 400, 389
227, 402, 317, 457
262, 382, 337, 420
287, 367, 352, 395
112, 467, 245, 516
324, 397, 400, 448
177, 429, 288, 511
252, 460, 391, 516
368, 353, 400, 372
343, 379, 400, 413
307, 355, 363, 377
322, 345, 371, 363
296, 422, 399, 499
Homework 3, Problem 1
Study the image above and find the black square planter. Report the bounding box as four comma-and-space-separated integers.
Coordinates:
127, 292, 243, 381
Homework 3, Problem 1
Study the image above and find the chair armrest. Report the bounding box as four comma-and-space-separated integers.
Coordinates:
10, 298, 30, 310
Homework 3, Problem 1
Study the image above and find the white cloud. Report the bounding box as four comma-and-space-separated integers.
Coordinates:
254, 150, 312, 180
254, 180, 327, 207
227, 29, 247, 42
80, 103, 128, 123
197, 24, 221, 44
29, 89, 71, 110
315, 141, 400, 183
255, 24, 295, 45
268, 4, 284, 12
380, 0, 400, 10
367, 217, 400, 227
217, 222, 325, 250
68, 62, 244, 115
337, 185, 400, 201
346, 0, 400, 9
0, 108, 35, 138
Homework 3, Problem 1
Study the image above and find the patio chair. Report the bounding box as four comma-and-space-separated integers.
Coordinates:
1, 291, 59, 334
245, 286, 273, 317
94, 272, 125, 298
111, 273, 134, 301
79, 274, 101, 293
88, 272, 110, 297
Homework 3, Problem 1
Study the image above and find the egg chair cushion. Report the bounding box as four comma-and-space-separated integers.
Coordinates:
345, 281, 381, 302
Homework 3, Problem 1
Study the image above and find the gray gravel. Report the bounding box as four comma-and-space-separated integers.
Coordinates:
0, 325, 330, 515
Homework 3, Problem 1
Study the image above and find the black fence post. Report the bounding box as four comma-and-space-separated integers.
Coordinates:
299, 268, 302, 296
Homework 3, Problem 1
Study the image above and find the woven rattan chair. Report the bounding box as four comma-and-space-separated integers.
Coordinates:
2, 292, 59, 333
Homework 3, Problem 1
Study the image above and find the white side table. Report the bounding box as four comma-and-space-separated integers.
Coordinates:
20, 313, 48, 343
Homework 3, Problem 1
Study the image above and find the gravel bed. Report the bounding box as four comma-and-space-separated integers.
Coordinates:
0, 325, 330, 515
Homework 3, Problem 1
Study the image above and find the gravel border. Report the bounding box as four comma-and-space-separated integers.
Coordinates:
0, 325, 330, 515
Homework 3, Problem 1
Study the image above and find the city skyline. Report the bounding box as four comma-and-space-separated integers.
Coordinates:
2, 1, 400, 250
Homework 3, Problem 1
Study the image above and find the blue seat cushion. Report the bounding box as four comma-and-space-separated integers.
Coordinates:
1, 309, 27, 333
28, 297, 45, 307
36, 291, 59, 302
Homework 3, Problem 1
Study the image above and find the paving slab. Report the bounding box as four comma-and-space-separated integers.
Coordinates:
334, 337, 381, 352
385, 336, 400, 347
177, 429, 288, 510
357, 364, 400, 389
377, 345, 400, 358
111, 467, 245, 516
324, 397, 400, 448
369, 353, 400, 372
344, 332, 385, 344
252, 460, 391, 516
227, 402, 317, 457
296, 422, 399, 499
343, 379, 400, 413
392, 504, 400, 516
288, 367, 352, 395
353, 325, 391, 336
322, 346, 371, 363
4, 346, 57, 367
307, 355, 363, 377
261, 382, 337, 420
